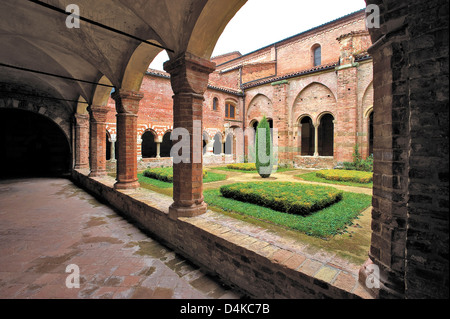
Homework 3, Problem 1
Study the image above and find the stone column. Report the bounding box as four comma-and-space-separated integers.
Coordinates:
156, 142, 161, 158
112, 90, 143, 190
74, 113, 90, 170
314, 124, 320, 157
88, 106, 109, 177
164, 52, 215, 220
110, 138, 116, 163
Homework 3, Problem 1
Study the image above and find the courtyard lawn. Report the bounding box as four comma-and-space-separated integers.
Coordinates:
138, 170, 227, 189
296, 171, 374, 189
203, 187, 372, 238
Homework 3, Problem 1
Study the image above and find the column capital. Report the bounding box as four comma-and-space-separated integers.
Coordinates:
164, 52, 216, 95
112, 89, 144, 114
87, 105, 109, 123
74, 113, 89, 126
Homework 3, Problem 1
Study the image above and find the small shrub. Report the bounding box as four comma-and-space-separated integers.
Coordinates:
226, 163, 257, 171
220, 182, 343, 216
255, 116, 273, 178
342, 144, 373, 172
316, 169, 373, 184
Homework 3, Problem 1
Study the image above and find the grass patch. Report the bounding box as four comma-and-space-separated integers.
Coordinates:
204, 188, 372, 238
297, 172, 373, 188
220, 182, 342, 216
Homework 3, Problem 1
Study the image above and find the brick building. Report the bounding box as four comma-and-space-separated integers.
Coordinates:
103, 9, 374, 170
0, 0, 448, 299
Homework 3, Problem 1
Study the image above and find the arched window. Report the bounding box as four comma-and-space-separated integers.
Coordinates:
318, 114, 334, 156
203, 132, 209, 155
225, 102, 236, 119
160, 131, 172, 158
142, 131, 157, 158
312, 44, 322, 67
300, 117, 314, 156
213, 97, 219, 111
213, 133, 222, 155
225, 134, 233, 155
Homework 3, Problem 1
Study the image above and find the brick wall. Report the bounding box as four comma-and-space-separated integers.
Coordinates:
367, 0, 449, 299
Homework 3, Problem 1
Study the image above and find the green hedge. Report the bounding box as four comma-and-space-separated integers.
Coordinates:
316, 169, 373, 184
220, 182, 343, 216
226, 163, 257, 171
143, 167, 207, 183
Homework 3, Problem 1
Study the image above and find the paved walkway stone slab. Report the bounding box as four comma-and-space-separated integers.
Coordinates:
0, 178, 243, 299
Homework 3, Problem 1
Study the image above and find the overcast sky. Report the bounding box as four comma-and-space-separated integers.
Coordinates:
150, 0, 367, 70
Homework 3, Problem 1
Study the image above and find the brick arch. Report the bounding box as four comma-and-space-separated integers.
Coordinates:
296, 113, 314, 125
316, 111, 336, 127
246, 94, 273, 126
292, 82, 337, 127
0, 97, 71, 145
141, 128, 158, 142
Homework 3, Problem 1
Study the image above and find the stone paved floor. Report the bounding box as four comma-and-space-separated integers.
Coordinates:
0, 178, 243, 299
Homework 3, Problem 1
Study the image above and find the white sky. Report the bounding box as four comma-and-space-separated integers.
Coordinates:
150, 0, 367, 70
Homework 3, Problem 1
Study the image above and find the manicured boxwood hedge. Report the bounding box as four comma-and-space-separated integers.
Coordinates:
143, 167, 207, 183
220, 182, 343, 216
226, 163, 257, 171
316, 169, 373, 184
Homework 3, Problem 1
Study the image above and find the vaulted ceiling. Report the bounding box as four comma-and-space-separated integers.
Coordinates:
0, 0, 246, 113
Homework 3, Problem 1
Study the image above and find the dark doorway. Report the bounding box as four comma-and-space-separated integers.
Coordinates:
318, 114, 334, 156
0, 108, 71, 178
300, 117, 314, 156
160, 132, 172, 158
142, 131, 157, 158
106, 131, 111, 161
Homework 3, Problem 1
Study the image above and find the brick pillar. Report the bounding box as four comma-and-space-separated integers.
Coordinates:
272, 80, 290, 164
112, 90, 144, 190
164, 52, 216, 219
363, 0, 449, 300
88, 106, 109, 177
74, 113, 89, 170
335, 33, 359, 162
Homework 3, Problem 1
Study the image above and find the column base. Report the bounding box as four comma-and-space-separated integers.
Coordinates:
74, 164, 89, 170
169, 201, 208, 220
114, 180, 140, 190
89, 170, 107, 177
